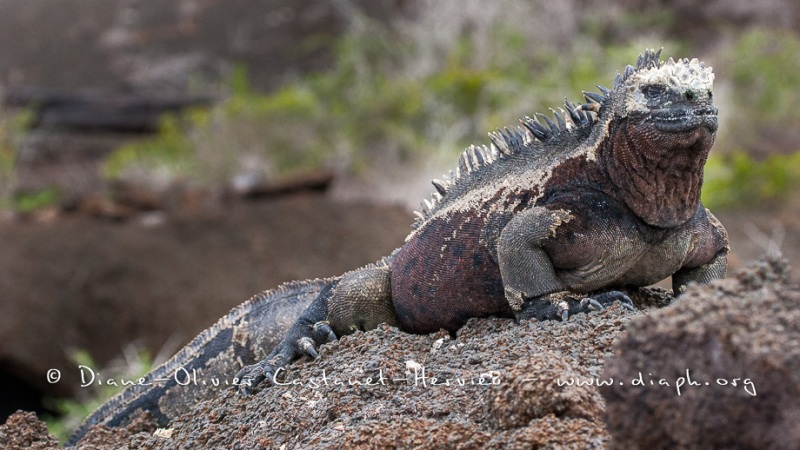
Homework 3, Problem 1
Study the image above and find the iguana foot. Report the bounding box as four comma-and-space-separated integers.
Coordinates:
235, 321, 337, 395
580, 291, 635, 313
517, 290, 634, 322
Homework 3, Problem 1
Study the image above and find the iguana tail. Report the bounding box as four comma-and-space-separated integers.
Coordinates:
67, 278, 331, 447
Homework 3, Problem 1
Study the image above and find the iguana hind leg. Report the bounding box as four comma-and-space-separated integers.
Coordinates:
235, 281, 337, 394
236, 264, 398, 393
327, 265, 399, 335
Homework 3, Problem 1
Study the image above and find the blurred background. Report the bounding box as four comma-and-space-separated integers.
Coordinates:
0, 0, 798, 440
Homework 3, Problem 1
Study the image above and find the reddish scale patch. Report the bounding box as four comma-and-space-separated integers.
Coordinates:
600, 118, 713, 228
392, 210, 512, 334
540, 116, 713, 231
509, 188, 536, 213
541, 150, 612, 203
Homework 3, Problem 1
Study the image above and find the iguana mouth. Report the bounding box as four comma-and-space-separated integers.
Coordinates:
651, 105, 718, 133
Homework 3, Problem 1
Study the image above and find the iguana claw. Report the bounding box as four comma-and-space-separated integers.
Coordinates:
235, 363, 270, 396
298, 337, 318, 359
312, 321, 338, 343
558, 301, 570, 321
518, 290, 635, 322
587, 291, 635, 312
580, 298, 605, 311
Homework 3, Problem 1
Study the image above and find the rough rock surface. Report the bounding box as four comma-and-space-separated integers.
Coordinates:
2, 259, 795, 449
58, 288, 668, 449
0, 411, 59, 450
602, 256, 799, 450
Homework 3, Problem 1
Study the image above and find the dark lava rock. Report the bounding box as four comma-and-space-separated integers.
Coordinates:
10, 256, 795, 449
602, 256, 799, 450
0, 411, 59, 450
67, 294, 662, 449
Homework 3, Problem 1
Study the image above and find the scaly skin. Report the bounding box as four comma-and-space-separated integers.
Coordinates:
68, 279, 327, 446
71, 49, 728, 445
235, 48, 727, 391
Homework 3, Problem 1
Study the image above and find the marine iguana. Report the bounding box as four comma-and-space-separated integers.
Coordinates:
68, 48, 728, 445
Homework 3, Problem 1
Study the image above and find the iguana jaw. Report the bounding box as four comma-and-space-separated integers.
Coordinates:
649, 103, 718, 134
635, 101, 718, 153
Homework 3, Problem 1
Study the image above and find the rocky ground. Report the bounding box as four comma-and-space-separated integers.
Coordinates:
604, 257, 800, 449
1, 257, 796, 449
1, 286, 665, 449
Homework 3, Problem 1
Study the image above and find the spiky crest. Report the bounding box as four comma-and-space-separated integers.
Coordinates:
410, 48, 692, 230
410, 95, 600, 229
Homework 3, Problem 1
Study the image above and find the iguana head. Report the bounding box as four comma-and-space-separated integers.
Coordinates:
598, 49, 718, 228
621, 54, 716, 134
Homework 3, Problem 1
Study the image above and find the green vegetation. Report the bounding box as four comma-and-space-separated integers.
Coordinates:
727, 28, 800, 127
701, 28, 800, 209
0, 134, 14, 210
14, 187, 60, 213
103, 13, 645, 188
3, 6, 799, 211
43, 348, 155, 443
702, 152, 800, 210
104, 113, 198, 183
0, 107, 64, 212
0, 107, 29, 210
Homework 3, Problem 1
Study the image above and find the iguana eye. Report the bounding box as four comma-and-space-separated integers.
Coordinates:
642, 85, 665, 99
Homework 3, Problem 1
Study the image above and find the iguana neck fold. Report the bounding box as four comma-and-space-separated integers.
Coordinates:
601, 119, 713, 228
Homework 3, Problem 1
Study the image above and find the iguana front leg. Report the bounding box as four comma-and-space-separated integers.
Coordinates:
236, 264, 398, 393
497, 206, 633, 322
672, 209, 728, 295
672, 249, 726, 295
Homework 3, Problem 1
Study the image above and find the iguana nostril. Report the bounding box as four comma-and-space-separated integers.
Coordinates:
685, 90, 696, 101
